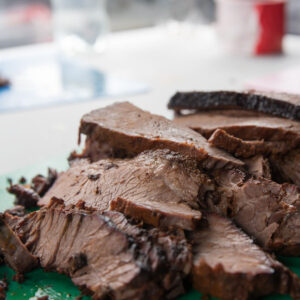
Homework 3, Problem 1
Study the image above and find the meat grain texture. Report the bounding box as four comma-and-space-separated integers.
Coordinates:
41, 150, 213, 231
13, 200, 191, 300
78, 102, 243, 169
2, 96, 300, 300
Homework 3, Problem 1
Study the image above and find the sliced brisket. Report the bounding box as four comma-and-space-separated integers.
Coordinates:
205, 169, 300, 256
208, 129, 283, 158
7, 168, 58, 209
0, 214, 38, 273
14, 200, 191, 300
168, 90, 300, 121
31, 168, 58, 197
270, 149, 300, 187
7, 184, 40, 209
191, 214, 300, 300
243, 155, 271, 179
40, 150, 213, 231
78, 102, 243, 169
173, 110, 300, 152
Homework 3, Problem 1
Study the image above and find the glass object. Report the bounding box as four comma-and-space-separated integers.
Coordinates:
51, 0, 109, 55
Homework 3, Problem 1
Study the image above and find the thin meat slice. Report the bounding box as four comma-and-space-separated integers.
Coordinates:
78, 102, 243, 169
270, 149, 300, 187
173, 110, 300, 152
168, 90, 300, 121
40, 150, 213, 231
0, 214, 38, 273
243, 155, 271, 179
14, 200, 191, 300
110, 197, 202, 231
208, 129, 282, 158
205, 169, 300, 256
191, 214, 300, 300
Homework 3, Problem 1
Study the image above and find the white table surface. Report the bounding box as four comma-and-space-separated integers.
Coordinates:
1, 25, 300, 175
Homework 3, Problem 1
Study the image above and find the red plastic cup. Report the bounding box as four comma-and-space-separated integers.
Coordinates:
216, 0, 286, 55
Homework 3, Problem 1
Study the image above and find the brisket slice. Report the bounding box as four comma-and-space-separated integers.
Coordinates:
40, 150, 214, 231
78, 102, 243, 169
270, 149, 300, 187
243, 155, 271, 179
168, 90, 300, 121
14, 199, 191, 300
7, 184, 40, 209
0, 214, 38, 273
31, 168, 58, 197
173, 110, 300, 152
208, 129, 286, 158
7, 168, 58, 209
205, 169, 300, 256
191, 214, 300, 300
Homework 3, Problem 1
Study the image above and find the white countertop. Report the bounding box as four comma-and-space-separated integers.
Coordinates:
1, 25, 300, 175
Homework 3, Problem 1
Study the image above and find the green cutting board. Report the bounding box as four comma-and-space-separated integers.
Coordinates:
0, 154, 298, 299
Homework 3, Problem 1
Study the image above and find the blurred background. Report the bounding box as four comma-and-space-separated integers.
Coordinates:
1, 0, 300, 174
1, 0, 300, 49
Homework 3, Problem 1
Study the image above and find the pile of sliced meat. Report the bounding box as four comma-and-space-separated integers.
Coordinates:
1, 90, 300, 300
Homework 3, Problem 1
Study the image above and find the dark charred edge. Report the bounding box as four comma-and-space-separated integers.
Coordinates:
18, 200, 189, 299
0, 214, 39, 274
168, 91, 300, 121
192, 261, 300, 300
110, 197, 202, 231
6, 168, 58, 210
31, 168, 58, 197
7, 184, 40, 209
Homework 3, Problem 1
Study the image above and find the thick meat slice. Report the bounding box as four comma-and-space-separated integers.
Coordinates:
0, 214, 38, 273
243, 155, 271, 179
14, 200, 191, 300
270, 149, 300, 187
168, 90, 300, 120
173, 110, 300, 152
208, 129, 283, 158
40, 150, 214, 231
79, 102, 243, 169
191, 214, 300, 300
205, 169, 300, 256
